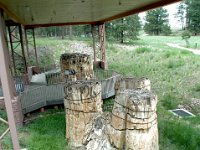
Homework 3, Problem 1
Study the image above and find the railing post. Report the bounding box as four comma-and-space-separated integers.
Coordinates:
25, 28, 39, 67
0, 11, 20, 150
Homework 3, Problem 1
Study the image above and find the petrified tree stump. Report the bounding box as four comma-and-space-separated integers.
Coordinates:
115, 77, 151, 95
108, 89, 159, 150
60, 53, 94, 81
64, 80, 102, 147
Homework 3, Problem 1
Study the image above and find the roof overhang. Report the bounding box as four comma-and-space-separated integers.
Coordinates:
0, 0, 181, 28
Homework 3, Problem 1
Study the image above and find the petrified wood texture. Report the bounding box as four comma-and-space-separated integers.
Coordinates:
109, 89, 159, 150
115, 77, 151, 95
60, 53, 94, 81
64, 80, 102, 147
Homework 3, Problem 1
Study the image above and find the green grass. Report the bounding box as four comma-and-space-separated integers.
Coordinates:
135, 46, 152, 54
0, 109, 68, 150
20, 113, 67, 150
132, 36, 200, 49
159, 118, 200, 150
194, 83, 200, 92
107, 36, 200, 149
2, 35, 200, 149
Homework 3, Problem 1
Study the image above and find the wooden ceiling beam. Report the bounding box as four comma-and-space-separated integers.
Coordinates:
25, 21, 100, 29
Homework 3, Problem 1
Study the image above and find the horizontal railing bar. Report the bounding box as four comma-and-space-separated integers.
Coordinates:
0, 118, 8, 125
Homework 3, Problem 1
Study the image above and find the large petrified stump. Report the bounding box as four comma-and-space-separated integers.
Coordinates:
108, 89, 159, 150
115, 77, 151, 94
64, 80, 102, 147
60, 53, 94, 81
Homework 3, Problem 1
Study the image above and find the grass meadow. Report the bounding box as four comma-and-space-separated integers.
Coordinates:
1, 35, 200, 149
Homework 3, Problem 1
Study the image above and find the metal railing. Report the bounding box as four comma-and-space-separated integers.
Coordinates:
20, 84, 64, 114
46, 71, 63, 85
20, 69, 121, 114
14, 75, 29, 95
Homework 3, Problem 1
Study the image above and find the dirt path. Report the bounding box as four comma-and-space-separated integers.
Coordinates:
167, 43, 200, 55
69, 41, 93, 56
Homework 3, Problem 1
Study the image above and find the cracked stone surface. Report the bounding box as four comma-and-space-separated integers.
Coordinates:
109, 89, 159, 150
83, 114, 115, 150
61, 53, 158, 150
64, 80, 102, 147
115, 77, 151, 95
60, 53, 94, 81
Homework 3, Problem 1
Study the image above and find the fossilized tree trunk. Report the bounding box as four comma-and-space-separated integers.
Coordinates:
115, 77, 151, 94
60, 53, 94, 81
108, 89, 159, 150
64, 80, 102, 147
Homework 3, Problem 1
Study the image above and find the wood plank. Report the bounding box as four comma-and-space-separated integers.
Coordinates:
0, 0, 180, 27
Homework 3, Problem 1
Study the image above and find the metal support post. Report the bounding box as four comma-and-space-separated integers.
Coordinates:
25, 28, 39, 67
7, 26, 17, 75
7, 22, 27, 75
91, 25, 96, 63
19, 25, 27, 73
99, 23, 107, 69
0, 11, 20, 150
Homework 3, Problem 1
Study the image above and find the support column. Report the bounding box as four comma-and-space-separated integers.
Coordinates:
32, 28, 39, 67
0, 11, 20, 150
19, 25, 27, 73
91, 25, 96, 63
25, 28, 39, 67
99, 23, 107, 70
24, 28, 30, 66
91, 23, 107, 70
7, 23, 28, 74
7, 26, 17, 76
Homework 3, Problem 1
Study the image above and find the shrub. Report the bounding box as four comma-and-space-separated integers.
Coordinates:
182, 31, 191, 48
135, 47, 151, 54
194, 83, 200, 92
167, 60, 185, 69
180, 50, 193, 55
164, 50, 179, 58
162, 94, 180, 110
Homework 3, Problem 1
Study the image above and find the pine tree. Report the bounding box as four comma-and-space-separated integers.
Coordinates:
175, 2, 186, 30
185, 0, 200, 35
106, 14, 141, 43
144, 8, 171, 35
